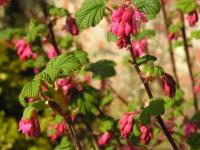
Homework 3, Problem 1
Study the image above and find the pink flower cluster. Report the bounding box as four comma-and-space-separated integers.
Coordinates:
118, 112, 135, 138
66, 16, 79, 35
111, 6, 147, 49
46, 43, 57, 59
56, 78, 74, 97
131, 38, 147, 57
18, 111, 40, 137
184, 122, 198, 138
15, 38, 37, 61
48, 121, 67, 141
161, 73, 176, 97
140, 125, 153, 144
98, 132, 112, 146
187, 11, 198, 27
0, 0, 9, 5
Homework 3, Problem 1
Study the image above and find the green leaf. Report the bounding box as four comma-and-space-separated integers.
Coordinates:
176, 0, 197, 13
132, 0, 161, 15
107, 32, 117, 42
132, 123, 141, 136
55, 136, 75, 150
31, 100, 46, 111
26, 20, 46, 43
75, 0, 105, 30
187, 134, 200, 149
137, 55, 157, 65
55, 115, 63, 124
100, 93, 113, 107
173, 40, 183, 48
143, 64, 164, 76
169, 22, 183, 33
48, 5, 70, 17
148, 98, 165, 116
73, 50, 89, 65
99, 118, 114, 132
44, 52, 81, 82
191, 30, 200, 39
86, 60, 116, 79
23, 106, 35, 119
191, 111, 200, 121
34, 71, 53, 84
19, 79, 41, 100
140, 109, 151, 124
134, 29, 156, 40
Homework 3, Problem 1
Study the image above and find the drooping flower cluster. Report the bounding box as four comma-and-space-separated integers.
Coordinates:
18, 111, 40, 137
139, 125, 153, 144
187, 11, 198, 27
48, 121, 67, 141
0, 0, 9, 5
15, 38, 37, 61
111, 5, 147, 49
98, 132, 112, 146
56, 78, 74, 98
161, 73, 176, 97
118, 112, 135, 138
184, 122, 198, 138
65, 16, 79, 35
131, 38, 147, 57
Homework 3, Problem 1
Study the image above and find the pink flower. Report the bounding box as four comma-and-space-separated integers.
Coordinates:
0, 0, 9, 5
98, 132, 112, 146
15, 38, 36, 61
111, 6, 147, 49
161, 73, 176, 97
131, 39, 147, 57
168, 32, 176, 41
66, 16, 79, 35
140, 125, 153, 144
56, 78, 74, 96
48, 121, 67, 141
184, 122, 198, 138
193, 84, 200, 94
187, 11, 198, 27
118, 112, 134, 139
85, 74, 91, 85
46, 44, 57, 59
18, 111, 40, 137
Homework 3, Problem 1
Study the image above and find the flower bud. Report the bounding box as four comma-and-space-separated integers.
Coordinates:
161, 73, 176, 97
187, 11, 198, 27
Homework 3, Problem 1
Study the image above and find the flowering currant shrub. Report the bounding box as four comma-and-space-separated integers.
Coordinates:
1, 0, 200, 149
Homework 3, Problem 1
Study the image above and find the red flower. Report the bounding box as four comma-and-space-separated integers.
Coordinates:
18, 111, 40, 137
131, 38, 147, 57
184, 122, 198, 138
0, 0, 9, 5
139, 125, 153, 144
66, 16, 79, 35
98, 132, 112, 146
187, 11, 198, 27
118, 112, 134, 139
161, 73, 176, 97
193, 84, 200, 94
111, 5, 147, 49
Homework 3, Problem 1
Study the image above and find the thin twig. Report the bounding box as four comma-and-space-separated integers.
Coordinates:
40, 0, 60, 55
127, 42, 179, 150
180, 12, 198, 112
160, 0, 180, 87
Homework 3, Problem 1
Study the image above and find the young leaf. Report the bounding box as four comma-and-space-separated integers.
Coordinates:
19, 79, 41, 100
137, 55, 157, 65
169, 22, 183, 33
73, 50, 89, 65
86, 60, 116, 79
191, 30, 200, 39
176, 0, 197, 13
99, 118, 114, 132
55, 136, 75, 150
143, 64, 164, 76
75, 0, 105, 30
148, 98, 165, 116
23, 106, 35, 119
140, 109, 151, 124
48, 5, 70, 17
132, 0, 161, 15
31, 100, 46, 111
134, 29, 156, 40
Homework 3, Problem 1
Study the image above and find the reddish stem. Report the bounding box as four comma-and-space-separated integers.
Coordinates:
180, 12, 198, 112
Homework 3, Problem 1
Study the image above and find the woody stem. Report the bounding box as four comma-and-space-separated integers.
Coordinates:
127, 41, 179, 150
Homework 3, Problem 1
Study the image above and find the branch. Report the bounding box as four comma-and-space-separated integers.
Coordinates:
40, 0, 60, 55
127, 42, 179, 150
180, 11, 198, 112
